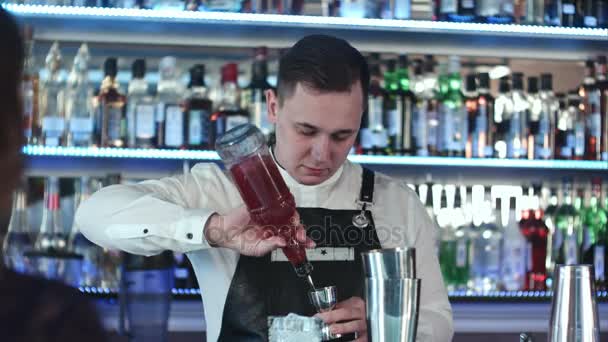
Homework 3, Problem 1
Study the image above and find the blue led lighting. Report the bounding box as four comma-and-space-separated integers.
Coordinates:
4, 4, 607, 39
22, 145, 608, 170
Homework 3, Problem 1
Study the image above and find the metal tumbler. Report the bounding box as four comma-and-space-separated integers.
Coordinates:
548, 264, 600, 342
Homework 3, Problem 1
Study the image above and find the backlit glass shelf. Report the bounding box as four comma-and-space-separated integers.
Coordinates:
5, 4, 608, 40
23, 145, 608, 171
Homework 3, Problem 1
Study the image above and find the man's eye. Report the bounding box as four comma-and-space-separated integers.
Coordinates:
332, 134, 351, 141
299, 129, 316, 136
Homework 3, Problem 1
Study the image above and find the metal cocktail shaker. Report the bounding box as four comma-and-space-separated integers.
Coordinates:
361, 247, 420, 342
548, 264, 600, 342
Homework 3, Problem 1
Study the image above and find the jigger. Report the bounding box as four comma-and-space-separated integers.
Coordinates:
309, 286, 341, 340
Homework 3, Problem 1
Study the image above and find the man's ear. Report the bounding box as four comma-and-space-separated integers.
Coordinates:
265, 89, 279, 124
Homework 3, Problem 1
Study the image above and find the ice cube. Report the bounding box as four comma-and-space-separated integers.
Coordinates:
268, 313, 323, 342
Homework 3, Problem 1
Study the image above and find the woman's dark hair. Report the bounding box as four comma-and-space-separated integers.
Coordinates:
276, 34, 369, 108
0, 8, 25, 204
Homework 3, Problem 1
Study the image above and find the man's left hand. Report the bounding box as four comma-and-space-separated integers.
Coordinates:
314, 296, 368, 342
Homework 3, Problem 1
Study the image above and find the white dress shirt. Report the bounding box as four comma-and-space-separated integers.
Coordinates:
75, 157, 454, 342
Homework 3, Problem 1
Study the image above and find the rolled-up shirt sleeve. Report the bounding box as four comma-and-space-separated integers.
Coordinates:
75, 163, 239, 256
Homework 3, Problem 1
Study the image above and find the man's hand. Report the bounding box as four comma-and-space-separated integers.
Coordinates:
204, 206, 315, 257
315, 296, 368, 342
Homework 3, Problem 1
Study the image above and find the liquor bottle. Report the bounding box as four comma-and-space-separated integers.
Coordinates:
439, 0, 476, 22
474, 73, 494, 158
597, 0, 608, 28
68, 176, 101, 287
554, 177, 582, 265
360, 64, 389, 155
412, 59, 429, 156
422, 55, 440, 156
526, 77, 542, 159
510, 72, 528, 159
555, 93, 572, 159
2, 185, 34, 275
542, 186, 559, 286
597, 56, 607, 161
210, 63, 250, 148
173, 252, 198, 289
544, 0, 563, 25
438, 196, 470, 292
582, 0, 599, 27
158, 57, 186, 149
39, 42, 66, 147
478, 0, 514, 23
65, 44, 94, 147
518, 0, 545, 24
494, 77, 513, 159
98, 57, 127, 148
581, 59, 602, 160
441, 56, 467, 157
185, 65, 213, 150
566, 91, 587, 159
470, 188, 503, 293
22, 26, 40, 145
394, 55, 416, 155
522, 185, 549, 290
537, 73, 558, 160
242, 47, 273, 136
464, 73, 478, 159
581, 177, 607, 290
127, 59, 157, 148
561, 0, 579, 26
500, 197, 527, 291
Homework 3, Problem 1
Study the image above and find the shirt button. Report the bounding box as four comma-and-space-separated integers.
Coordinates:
187, 233, 193, 239
143, 229, 149, 234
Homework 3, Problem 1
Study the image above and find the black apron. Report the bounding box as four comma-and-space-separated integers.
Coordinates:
218, 168, 382, 342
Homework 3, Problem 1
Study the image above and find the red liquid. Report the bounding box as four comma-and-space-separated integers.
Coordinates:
520, 209, 548, 290
229, 154, 308, 270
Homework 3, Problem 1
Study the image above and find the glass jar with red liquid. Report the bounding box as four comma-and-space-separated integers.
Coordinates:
216, 124, 313, 278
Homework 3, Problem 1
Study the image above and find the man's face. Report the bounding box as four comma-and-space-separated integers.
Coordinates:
266, 81, 363, 185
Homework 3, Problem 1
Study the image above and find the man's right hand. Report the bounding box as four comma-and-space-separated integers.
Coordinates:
203, 206, 315, 257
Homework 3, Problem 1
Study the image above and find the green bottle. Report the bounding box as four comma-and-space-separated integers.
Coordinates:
440, 56, 466, 157
581, 177, 608, 290
439, 187, 470, 291
554, 178, 583, 266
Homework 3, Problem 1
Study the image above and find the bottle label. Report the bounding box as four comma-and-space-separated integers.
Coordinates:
595, 246, 605, 281
188, 110, 206, 145
456, 240, 467, 267
562, 4, 575, 14
415, 104, 428, 155
156, 102, 166, 122
175, 268, 189, 280
584, 16, 598, 27
441, 106, 455, 152
503, 2, 514, 14
527, 242, 533, 272
574, 122, 585, 157
368, 97, 384, 128
462, 0, 474, 9
388, 108, 401, 137
441, 0, 457, 13
225, 115, 249, 132
135, 104, 156, 139
69, 117, 93, 133
427, 109, 438, 151
22, 79, 34, 138
107, 106, 122, 141
582, 225, 593, 253
566, 234, 578, 265
360, 128, 373, 149
42, 117, 65, 134
588, 113, 601, 138
562, 132, 575, 158
165, 105, 183, 147
372, 130, 389, 148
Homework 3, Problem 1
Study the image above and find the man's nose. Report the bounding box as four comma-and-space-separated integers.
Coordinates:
311, 136, 331, 163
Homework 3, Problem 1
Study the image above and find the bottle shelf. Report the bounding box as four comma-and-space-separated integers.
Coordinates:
23, 145, 608, 171
5, 4, 608, 60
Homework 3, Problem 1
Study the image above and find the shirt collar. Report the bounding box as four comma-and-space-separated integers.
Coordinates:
270, 146, 345, 204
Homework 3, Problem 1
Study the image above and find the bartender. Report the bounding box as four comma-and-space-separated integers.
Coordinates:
76, 34, 453, 341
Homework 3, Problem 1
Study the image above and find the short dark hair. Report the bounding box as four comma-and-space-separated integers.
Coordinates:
276, 35, 369, 108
